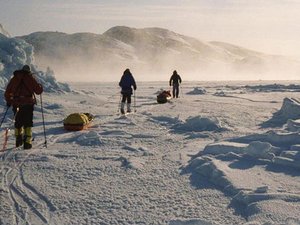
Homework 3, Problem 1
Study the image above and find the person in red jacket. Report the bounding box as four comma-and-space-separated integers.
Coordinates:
4, 65, 43, 149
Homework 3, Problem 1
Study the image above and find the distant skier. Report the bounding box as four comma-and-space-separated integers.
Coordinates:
4, 65, 43, 149
169, 70, 182, 98
119, 68, 137, 114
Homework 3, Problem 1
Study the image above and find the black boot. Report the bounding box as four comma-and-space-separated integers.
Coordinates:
120, 102, 125, 114
23, 142, 32, 149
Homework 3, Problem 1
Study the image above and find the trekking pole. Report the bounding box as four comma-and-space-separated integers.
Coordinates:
1, 107, 18, 152
117, 93, 122, 113
0, 106, 10, 128
179, 84, 183, 98
134, 90, 137, 112
40, 94, 47, 148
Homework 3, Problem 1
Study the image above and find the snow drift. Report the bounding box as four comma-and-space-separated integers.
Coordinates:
261, 97, 300, 127
186, 97, 300, 224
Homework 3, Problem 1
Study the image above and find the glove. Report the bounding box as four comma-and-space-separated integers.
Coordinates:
134, 86, 137, 91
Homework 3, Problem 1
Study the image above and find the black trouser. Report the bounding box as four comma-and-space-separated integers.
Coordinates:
172, 84, 179, 98
13, 105, 34, 128
121, 94, 131, 103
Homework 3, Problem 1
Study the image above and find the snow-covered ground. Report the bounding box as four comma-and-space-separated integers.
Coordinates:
1, 81, 300, 225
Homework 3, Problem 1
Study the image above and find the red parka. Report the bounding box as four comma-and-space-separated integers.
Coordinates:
4, 70, 43, 107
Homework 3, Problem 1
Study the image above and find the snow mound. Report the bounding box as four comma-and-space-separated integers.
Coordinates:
185, 156, 300, 223
230, 130, 300, 148
202, 141, 247, 155
186, 87, 206, 95
286, 119, 300, 132
213, 91, 226, 97
0, 34, 70, 92
245, 83, 300, 92
273, 156, 300, 169
59, 131, 102, 146
244, 141, 276, 160
76, 131, 102, 146
172, 116, 226, 133
186, 103, 300, 223
231, 106, 300, 167
280, 150, 300, 160
201, 141, 279, 161
150, 115, 180, 126
261, 98, 300, 127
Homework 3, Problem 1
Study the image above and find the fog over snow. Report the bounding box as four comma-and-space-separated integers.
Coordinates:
12, 25, 300, 83
1, 10, 300, 82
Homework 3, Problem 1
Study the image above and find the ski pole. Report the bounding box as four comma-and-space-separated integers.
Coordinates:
1, 107, 18, 152
179, 84, 183, 98
134, 90, 137, 112
40, 94, 47, 148
118, 93, 122, 113
0, 106, 10, 128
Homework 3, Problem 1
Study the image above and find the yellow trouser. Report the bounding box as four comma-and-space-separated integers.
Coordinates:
15, 127, 32, 143
15, 127, 24, 136
15, 128, 24, 147
24, 127, 32, 144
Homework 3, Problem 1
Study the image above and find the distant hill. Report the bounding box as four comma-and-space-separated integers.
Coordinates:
18, 26, 300, 81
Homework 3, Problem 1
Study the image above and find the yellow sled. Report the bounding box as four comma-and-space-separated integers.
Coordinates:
63, 113, 94, 131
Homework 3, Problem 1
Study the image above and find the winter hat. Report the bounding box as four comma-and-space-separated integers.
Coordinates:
22, 65, 31, 72
123, 68, 131, 75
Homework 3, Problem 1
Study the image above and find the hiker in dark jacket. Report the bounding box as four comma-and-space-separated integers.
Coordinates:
169, 70, 182, 98
4, 65, 43, 149
119, 68, 137, 114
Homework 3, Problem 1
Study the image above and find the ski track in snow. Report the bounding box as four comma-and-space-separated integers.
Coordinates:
1, 81, 300, 224
1, 139, 57, 225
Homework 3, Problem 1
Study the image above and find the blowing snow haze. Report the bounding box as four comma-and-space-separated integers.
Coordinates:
4, 25, 300, 82
0, 24, 70, 93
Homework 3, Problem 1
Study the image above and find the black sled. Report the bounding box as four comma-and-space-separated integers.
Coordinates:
157, 90, 172, 104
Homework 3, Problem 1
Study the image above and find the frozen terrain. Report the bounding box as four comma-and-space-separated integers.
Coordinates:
1, 81, 300, 225
0, 29, 70, 94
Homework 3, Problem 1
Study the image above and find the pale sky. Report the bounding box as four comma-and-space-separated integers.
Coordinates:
1, 0, 300, 58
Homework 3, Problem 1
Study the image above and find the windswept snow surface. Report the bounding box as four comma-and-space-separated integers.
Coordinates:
1, 81, 300, 225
